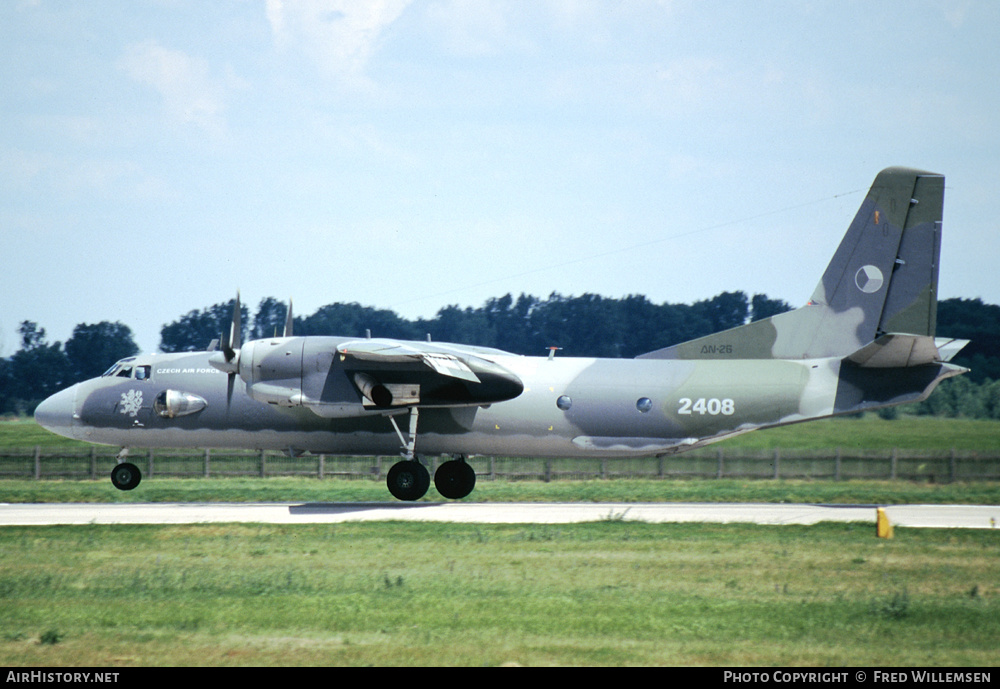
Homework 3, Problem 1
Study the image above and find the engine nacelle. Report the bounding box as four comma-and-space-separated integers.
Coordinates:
239, 338, 306, 407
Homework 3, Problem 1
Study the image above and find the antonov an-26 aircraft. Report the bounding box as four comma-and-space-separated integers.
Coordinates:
36, 167, 969, 501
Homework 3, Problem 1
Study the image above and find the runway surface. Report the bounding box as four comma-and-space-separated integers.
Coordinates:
1, 502, 997, 529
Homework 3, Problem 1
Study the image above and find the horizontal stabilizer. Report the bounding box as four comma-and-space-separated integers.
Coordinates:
935, 337, 970, 363
844, 334, 968, 368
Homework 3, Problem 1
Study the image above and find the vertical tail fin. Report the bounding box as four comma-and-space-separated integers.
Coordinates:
810, 166, 943, 341
639, 167, 945, 360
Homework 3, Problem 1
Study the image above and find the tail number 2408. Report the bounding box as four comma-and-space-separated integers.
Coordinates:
678, 398, 735, 416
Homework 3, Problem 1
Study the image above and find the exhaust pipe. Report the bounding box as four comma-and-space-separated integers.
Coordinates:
353, 373, 393, 407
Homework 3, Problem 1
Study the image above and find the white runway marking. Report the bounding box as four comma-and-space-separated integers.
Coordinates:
0, 502, 997, 529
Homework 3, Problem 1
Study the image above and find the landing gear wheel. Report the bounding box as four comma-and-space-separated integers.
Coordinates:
111, 462, 142, 491
434, 459, 477, 500
386, 460, 430, 501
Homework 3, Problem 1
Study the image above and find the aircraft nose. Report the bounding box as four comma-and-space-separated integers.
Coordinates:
34, 385, 80, 440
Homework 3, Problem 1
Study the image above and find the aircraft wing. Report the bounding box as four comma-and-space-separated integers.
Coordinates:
330, 338, 523, 411
337, 339, 482, 383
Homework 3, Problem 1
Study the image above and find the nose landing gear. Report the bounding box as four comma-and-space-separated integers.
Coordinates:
111, 461, 142, 491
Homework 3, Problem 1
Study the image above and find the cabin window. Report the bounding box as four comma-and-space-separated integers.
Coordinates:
556, 395, 572, 411
636, 397, 653, 413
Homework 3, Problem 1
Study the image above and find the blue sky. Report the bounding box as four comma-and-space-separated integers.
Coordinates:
3, 0, 999, 355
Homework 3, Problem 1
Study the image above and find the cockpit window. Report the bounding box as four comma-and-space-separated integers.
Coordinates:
102, 357, 137, 378
135, 365, 151, 381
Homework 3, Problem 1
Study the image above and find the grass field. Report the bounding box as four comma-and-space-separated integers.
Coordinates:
0, 522, 997, 666
2, 476, 1000, 506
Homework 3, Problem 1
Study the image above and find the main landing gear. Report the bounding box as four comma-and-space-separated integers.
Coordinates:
385, 456, 476, 501
384, 408, 477, 501
386, 460, 430, 502
433, 457, 476, 500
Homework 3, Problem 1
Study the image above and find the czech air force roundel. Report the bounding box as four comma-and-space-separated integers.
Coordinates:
855, 264, 884, 293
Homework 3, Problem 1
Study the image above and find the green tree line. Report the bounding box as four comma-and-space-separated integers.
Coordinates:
158, 291, 791, 359
3, 293, 998, 419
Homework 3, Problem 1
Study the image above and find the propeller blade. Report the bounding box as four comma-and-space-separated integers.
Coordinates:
232, 292, 241, 351
222, 292, 241, 362
283, 298, 294, 338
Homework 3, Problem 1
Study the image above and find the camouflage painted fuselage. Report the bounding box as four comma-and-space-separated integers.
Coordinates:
38, 332, 962, 460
